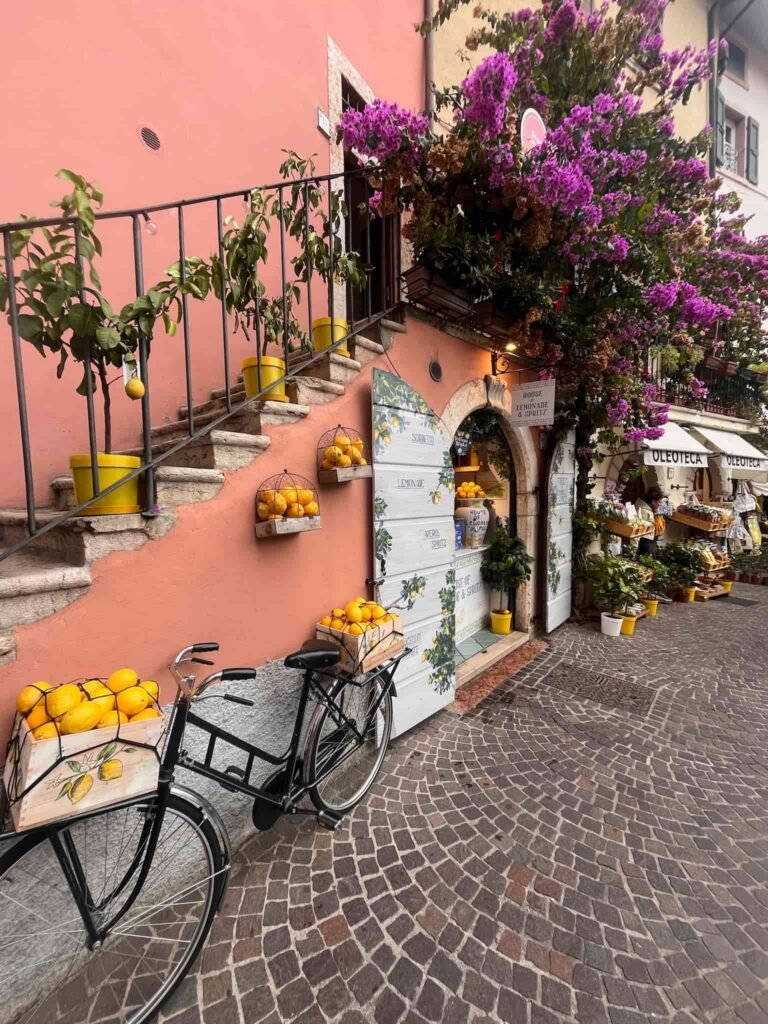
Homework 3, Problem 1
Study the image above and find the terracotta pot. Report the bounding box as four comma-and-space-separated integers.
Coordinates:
704, 355, 724, 372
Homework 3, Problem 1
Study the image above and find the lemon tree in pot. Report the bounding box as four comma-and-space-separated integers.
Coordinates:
587, 555, 645, 637
2, 170, 193, 514
480, 521, 533, 635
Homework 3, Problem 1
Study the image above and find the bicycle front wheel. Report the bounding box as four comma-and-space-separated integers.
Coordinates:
0, 789, 227, 1024
304, 676, 393, 815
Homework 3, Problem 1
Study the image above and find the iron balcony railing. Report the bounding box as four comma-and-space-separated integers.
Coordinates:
1, 168, 400, 563
654, 361, 763, 421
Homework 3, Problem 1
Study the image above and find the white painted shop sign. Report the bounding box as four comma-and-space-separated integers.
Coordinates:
725, 453, 768, 471
510, 379, 556, 427
643, 448, 707, 468
455, 549, 490, 643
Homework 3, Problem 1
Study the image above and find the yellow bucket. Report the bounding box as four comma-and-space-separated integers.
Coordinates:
241, 356, 288, 403
683, 587, 697, 603
70, 454, 141, 515
313, 317, 349, 358
620, 614, 637, 636
490, 610, 512, 635
721, 580, 733, 593
641, 598, 658, 617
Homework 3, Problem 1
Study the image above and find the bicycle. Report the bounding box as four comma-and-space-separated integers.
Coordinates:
0, 637, 406, 1024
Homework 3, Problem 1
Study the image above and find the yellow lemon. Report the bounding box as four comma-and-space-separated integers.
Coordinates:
259, 491, 287, 515
372, 617, 387, 627
371, 604, 387, 620
329, 618, 345, 631
323, 446, 344, 466
17, 682, 52, 715
45, 683, 83, 720
69, 775, 93, 804
256, 502, 271, 521
26, 704, 51, 730
360, 606, 372, 622
59, 701, 102, 735
297, 488, 315, 507
348, 448, 362, 465
358, 458, 367, 466
345, 623, 363, 636
351, 438, 364, 451
98, 710, 128, 729
116, 686, 151, 717
98, 759, 123, 781
320, 615, 332, 627
125, 377, 145, 400
106, 668, 139, 693
344, 602, 363, 624
335, 434, 351, 448
320, 458, 334, 472
303, 501, 319, 517
279, 487, 299, 505
332, 607, 345, 619
140, 680, 159, 701
130, 707, 162, 722
83, 680, 116, 713
285, 503, 304, 518
337, 454, 352, 469
32, 722, 59, 741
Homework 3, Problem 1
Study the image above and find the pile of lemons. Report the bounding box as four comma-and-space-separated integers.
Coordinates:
17, 669, 162, 741
456, 481, 485, 499
257, 485, 319, 522
320, 434, 366, 471
319, 597, 392, 637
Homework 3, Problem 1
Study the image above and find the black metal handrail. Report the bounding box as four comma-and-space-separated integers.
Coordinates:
654, 361, 762, 421
1, 168, 400, 564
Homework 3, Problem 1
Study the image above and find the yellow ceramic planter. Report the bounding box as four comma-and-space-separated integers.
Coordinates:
313, 317, 350, 358
490, 610, 512, 635
683, 587, 697, 603
241, 356, 288, 403
721, 580, 733, 593
641, 598, 658, 617
70, 454, 141, 515
620, 614, 638, 636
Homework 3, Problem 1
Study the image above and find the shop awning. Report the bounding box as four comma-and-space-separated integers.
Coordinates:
641, 422, 710, 469
692, 427, 768, 480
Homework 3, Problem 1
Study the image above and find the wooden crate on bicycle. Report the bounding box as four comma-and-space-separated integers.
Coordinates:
3, 711, 166, 831
316, 614, 405, 675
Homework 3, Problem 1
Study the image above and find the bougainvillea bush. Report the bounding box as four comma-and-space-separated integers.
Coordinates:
338, 0, 768, 566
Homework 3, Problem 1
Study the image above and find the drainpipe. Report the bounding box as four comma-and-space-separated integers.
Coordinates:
708, 0, 723, 177
424, 0, 436, 117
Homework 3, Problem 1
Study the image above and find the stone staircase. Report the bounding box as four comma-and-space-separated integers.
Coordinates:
0, 325, 395, 666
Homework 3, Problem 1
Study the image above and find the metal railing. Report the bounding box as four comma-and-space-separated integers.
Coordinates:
654, 361, 762, 421
1, 168, 400, 563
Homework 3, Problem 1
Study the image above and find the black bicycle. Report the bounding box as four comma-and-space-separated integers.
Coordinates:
0, 638, 406, 1024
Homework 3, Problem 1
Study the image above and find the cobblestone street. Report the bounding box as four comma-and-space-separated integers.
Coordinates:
164, 584, 768, 1024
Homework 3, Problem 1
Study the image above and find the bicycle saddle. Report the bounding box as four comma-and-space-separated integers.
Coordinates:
284, 640, 341, 671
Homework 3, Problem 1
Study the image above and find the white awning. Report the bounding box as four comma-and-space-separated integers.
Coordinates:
641, 422, 710, 469
692, 427, 768, 480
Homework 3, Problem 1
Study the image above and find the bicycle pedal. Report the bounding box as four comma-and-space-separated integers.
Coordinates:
221, 765, 245, 794
316, 810, 343, 831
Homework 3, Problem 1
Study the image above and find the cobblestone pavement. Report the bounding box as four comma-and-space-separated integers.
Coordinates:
163, 584, 768, 1024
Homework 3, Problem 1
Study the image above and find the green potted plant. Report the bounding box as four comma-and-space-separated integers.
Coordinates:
2, 170, 192, 513
480, 522, 533, 634
748, 362, 768, 384
636, 555, 672, 616
657, 542, 706, 601
587, 555, 645, 636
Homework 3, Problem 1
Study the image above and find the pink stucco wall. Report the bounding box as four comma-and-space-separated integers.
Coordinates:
0, 319, 508, 732
0, 0, 424, 505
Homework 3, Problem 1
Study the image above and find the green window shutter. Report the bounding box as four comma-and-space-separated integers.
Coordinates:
715, 91, 726, 166
747, 117, 759, 185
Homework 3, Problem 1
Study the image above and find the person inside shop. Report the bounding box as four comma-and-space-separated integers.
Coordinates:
636, 485, 666, 556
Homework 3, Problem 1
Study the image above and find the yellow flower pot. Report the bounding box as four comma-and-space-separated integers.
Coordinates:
313, 317, 350, 358
70, 454, 141, 515
490, 610, 512, 635
641, 598, 658, 617
241, 356, 289, 403
721, 580, 733, 593
683, 587, 697, 603
620, 614, 638, 636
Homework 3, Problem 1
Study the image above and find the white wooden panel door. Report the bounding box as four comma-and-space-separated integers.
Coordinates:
372, 369, 455, 737
545, 431, 576, 633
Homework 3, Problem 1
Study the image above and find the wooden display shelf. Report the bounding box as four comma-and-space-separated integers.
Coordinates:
599, 519, 654, 539
255, 516, 322, 538
318, 465, 372, 484
454, 465, 483, 473
670, 510, 729, 533
694, 585, 730, 600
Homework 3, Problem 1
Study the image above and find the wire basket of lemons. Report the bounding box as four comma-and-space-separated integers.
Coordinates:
316, 596, 404, 675
2, 669, 166, 831
255, 470, 321, 537
317, 426, 371, 482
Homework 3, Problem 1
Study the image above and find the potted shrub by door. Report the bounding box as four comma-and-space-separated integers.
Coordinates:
636, 555, 672, 616
657, 542, 706, 601
480, 522, 533, 635
588, 555, 645, 637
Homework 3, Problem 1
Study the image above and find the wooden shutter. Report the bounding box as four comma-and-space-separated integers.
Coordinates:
747, 118, 759, 185
715, 91, 726, 167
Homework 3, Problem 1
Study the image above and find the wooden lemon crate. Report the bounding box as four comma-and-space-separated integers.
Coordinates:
255, 516, 322, 538
600, 519, 653, 539
670, 510, 728, 532
316, 614, 405, 674
3, 713, 166, 831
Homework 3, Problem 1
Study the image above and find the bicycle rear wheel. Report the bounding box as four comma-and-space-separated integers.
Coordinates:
304, 676, 393, 815
0, 789, 227, 1024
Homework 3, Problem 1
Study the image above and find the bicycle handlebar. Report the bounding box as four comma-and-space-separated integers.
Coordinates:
192, 642, 220, 653
221, 668, 258, 683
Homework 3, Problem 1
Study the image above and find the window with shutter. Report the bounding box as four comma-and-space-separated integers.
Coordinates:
747, 118, 759, 185
716, 90, 726, 167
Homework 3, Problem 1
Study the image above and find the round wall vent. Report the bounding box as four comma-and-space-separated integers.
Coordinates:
429, 359, 442, 382
138, 125, 161, 152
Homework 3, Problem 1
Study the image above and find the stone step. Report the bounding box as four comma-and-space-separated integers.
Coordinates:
287, 376, 345, 406
0, 551, 92, 629
349, 334, 386, 368
0, 509, 175, 567
151, 430, 272, 472
178, 394, 309, 431
298, 351, 362, 387
51, 466, 225, 512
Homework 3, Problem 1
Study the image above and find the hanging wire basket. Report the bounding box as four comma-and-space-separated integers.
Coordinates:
317, 425, 372, 483
255, 469, 321, 538
2, 676, 166, 832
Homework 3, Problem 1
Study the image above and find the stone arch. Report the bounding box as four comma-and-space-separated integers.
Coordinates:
439, 376, 540, 632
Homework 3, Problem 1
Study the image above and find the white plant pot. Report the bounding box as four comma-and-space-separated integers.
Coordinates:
600, 612, 623, 637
